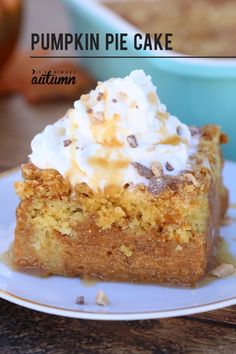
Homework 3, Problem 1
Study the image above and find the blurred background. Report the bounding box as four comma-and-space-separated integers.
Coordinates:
0, 0, 66, 171
0, 0, 235, 173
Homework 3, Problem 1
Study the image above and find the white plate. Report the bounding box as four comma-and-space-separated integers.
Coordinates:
0, 162, 236, 320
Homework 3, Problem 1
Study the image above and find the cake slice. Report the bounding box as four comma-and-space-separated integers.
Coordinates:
14, 70, 228, 286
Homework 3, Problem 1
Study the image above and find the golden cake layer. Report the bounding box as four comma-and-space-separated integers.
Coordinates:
14, 125, 228, 286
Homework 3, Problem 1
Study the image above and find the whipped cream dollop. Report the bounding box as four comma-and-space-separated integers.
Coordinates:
30, 70, 199, 190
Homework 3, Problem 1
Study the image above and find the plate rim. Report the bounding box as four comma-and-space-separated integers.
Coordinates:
1, 288, 236, 320
0, 162, 236, 320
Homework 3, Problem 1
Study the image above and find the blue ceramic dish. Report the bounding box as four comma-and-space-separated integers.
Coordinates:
62, 0, 236, 160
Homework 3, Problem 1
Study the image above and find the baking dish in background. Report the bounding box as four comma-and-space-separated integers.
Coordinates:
62, 0, 236, 160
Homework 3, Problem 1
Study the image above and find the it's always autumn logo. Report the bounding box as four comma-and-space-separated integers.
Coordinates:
31, 69, 77, 85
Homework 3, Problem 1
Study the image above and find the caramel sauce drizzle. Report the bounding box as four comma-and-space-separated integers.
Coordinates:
65, 111, 87, 181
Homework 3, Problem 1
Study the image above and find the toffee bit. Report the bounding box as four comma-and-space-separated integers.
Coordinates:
112, 98, 117, 103
211, 263, 234, 278
131, 162, 154, 179
148, 177, 166, 196
75, 295, 85, 305
96, 290, 109, 306
63, 139, 72, 147
86, 107, 93, 114
151, 162, 163, 178
166, 162, 174, 171
176, 125, 184, 136
96, 92, 104, 101
127, 134, 138, 148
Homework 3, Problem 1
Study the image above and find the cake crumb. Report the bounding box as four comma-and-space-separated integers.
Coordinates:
112, 98, 117, 103
96, 290, 109, 306
120, 244, 133, 257
175, 245, 183, 251
75, 296, 85, 305
183, 173, 199, 187
211, 263, 235, 278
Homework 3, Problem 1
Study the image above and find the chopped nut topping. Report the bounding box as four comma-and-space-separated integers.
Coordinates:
90, 112, 105, 124
96, 290, 109, 306
183, 173, 199, 187
96, 92, 104, 101
112, 98, 117, 103
151, 162, 163, 177
148, 177, 166, 196
211, 263, 234, 278
127, 135, 138, 148
75, 296, 85, 305
145, 145, 155, 152
166, 162, 174, 171
131, 162, 154, 179
176, 125, 184, 136
63, 139, 72, 147
86, 107, 93, 114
